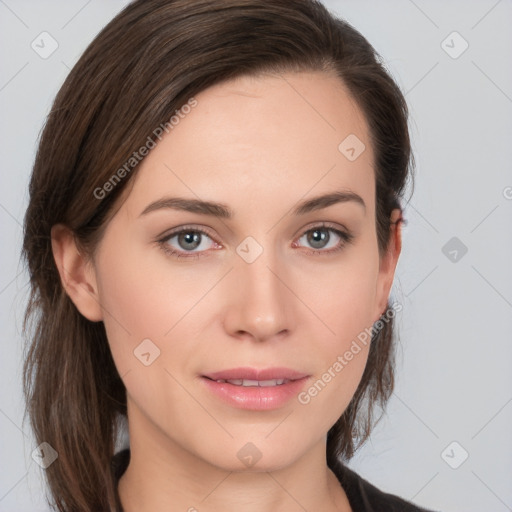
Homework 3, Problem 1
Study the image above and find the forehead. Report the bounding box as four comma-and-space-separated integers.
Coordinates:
123, 70, 375, 220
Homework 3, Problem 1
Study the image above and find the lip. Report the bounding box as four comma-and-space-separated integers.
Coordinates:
201, 367, 310, 410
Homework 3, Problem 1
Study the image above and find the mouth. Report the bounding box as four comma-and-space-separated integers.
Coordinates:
206, 378, 292, 387
200, 367, 310, 410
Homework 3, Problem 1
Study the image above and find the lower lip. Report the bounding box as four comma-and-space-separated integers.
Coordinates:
201, 377, 310, 410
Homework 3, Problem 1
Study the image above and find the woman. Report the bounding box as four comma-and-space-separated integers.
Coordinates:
23, 0, 433, 510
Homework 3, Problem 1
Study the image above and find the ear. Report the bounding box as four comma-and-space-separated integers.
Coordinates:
373, 208, 402, 322
51, 224, 104, 322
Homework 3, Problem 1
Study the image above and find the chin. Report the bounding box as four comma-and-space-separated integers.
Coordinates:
194, 434, 309, 474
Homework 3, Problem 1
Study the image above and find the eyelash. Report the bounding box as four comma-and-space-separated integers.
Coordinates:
157, 223, 354, 260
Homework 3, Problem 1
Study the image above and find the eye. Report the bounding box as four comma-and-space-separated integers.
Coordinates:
157, 223, 354, 260
158, 226, 219, 259
294, 224, 354, 255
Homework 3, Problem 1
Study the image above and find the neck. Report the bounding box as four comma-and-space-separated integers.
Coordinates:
118, 405, 352, 512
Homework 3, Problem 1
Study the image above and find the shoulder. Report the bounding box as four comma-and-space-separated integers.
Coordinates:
330, 457, 439, 512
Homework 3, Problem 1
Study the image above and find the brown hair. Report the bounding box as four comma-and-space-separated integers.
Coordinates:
22, 0, 414, 510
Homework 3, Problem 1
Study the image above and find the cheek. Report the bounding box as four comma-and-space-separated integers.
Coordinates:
285, 274, 375, 447
286, 245, 380, 424
93, 242, 168, 371
94, 238, 220, 382
297, 342, 370, 432
294, 241, 380, 346
93, 248, 202, 434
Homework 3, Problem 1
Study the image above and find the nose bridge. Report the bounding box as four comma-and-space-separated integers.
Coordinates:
227, 235, 290, 340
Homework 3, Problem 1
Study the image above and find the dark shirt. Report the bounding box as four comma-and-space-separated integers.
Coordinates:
112, 448, 437, 511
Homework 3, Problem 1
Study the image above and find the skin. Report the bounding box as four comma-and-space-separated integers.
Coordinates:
52, 70, 402, 512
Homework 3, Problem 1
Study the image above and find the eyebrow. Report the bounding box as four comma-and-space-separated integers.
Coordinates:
139, 190, 366, 218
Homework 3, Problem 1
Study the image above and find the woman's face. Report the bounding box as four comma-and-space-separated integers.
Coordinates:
86, 71, 400, 471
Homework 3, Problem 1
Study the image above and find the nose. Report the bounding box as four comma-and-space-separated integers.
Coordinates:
223, 247, 292, 343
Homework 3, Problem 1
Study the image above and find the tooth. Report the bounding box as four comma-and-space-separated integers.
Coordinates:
242, 379, 259, 386
217, 378, 290, 387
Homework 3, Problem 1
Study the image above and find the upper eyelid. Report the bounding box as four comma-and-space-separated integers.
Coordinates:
159, 224, 218, 242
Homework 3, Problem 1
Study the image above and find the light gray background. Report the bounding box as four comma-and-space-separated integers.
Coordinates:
1, 1, 511, 511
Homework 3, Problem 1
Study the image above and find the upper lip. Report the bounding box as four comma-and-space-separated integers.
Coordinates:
202, 367, 309, 381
